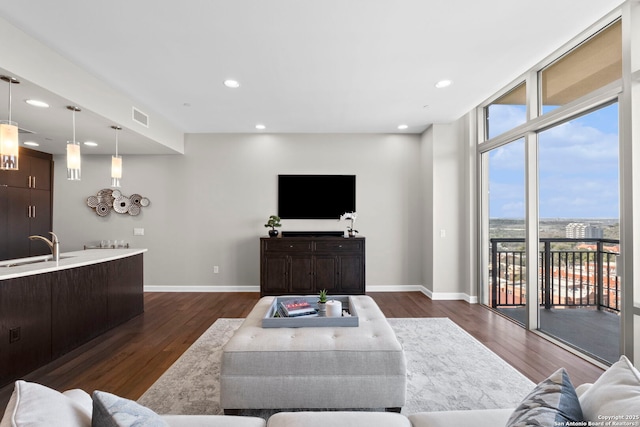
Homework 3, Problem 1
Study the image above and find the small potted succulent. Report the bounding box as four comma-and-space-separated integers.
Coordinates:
317, 289, 328, 316
264, 215, 282, 237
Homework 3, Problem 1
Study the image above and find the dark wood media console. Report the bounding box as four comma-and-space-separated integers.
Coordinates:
260, 236, 365, 296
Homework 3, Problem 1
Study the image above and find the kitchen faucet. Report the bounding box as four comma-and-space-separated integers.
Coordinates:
28, 231, 60, 262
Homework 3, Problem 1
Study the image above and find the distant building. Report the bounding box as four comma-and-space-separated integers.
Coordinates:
566, 222, 604, 239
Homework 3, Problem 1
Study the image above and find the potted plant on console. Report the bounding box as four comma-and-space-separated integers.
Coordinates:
264, 215, 282, 238
340, 212, 358, 237
317, 289, 328, 316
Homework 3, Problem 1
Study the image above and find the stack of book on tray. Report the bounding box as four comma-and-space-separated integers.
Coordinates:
278, 299, 318, 318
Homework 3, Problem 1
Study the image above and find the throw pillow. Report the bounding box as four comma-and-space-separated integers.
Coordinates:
505, 367, 583, 427
579, 355, 640, 422
0, 380, 92, 427
91, 391, 168, 427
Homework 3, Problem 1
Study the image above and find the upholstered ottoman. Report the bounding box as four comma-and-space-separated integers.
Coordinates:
220, 296, 406, 412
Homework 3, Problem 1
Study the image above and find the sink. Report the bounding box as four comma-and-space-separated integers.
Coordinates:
0, 255, 74, 268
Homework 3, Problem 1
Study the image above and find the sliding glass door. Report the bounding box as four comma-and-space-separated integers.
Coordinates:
537, 103, 620, 364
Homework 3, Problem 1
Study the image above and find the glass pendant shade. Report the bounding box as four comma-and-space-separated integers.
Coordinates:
110, 125, 122, 188
66, 106, 81, 181
0, 120, 19, 170
66, 141, 81, 180
1, 75, 20, 171
111, 155, 122, 187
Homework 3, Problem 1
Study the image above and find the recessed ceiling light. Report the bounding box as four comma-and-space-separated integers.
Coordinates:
24, 141, 39, 147
25, 99, 49, 108
84, 141, 98, 147
435, 80, 452, 89
255, 124, 266, 130
224, 79, 240, 88
397, 124, 408, 130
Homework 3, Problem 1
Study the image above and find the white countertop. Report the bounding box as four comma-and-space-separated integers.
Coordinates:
0, 248, 147, 281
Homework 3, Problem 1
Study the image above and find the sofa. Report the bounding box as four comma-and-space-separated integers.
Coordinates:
2, 355, 639, 427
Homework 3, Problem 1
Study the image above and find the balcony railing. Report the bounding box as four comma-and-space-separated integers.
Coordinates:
490, 238, 620, 312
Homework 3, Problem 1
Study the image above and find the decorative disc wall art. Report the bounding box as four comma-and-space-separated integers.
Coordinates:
87, 189, 150, 217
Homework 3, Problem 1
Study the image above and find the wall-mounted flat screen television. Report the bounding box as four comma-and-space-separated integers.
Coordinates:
278, 174, 356, 219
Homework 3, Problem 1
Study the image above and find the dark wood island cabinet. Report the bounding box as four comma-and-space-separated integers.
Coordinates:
260, 236, 365, 296
0, 251, 144, 387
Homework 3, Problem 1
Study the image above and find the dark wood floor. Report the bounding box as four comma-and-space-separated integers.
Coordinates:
0, 291, 605, 412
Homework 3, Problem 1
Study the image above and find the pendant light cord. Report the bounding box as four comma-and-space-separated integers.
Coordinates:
7, 79, 12, 123
115, 128, 119, 157
72, 109, 76, 143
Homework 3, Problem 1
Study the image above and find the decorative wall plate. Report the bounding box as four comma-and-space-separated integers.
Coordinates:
113, 196, 131, 214
86, 189, 151, 217
87, 195, 99, 208
96, 202, 110, 217
130, 193, 142, 206
128, 204, 141, 216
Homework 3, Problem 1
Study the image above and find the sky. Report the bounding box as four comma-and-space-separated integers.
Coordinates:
488, 102, 619, 219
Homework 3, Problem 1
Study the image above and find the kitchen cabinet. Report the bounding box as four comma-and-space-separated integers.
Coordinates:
0, 147, 53, 261
0, 252, 145, 387
260, 236, 365, 296
0, 274, 52, 386
51, 263, 110, 358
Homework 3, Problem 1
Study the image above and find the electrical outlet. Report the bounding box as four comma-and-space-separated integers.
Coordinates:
214, 266, 219, 274
133, 228, 145, 236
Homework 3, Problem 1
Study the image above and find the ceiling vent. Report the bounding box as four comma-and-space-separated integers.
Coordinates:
132, 107, 149, 128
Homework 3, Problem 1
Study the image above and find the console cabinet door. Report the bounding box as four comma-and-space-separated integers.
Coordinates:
314, 255, 339, 292
262, 254, 289, 295
289, 255, 314, 294
337, 255, 364, 294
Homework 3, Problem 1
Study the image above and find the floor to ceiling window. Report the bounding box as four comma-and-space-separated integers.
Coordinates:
537, 103, 620, 364
484, 139, 526, 325
479, 18, 622, 365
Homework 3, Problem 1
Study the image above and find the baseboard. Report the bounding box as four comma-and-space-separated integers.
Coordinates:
419, 286, 478, 303
144, 285, 261, 292
143, 284, 477, 303
365, 285, 424, 292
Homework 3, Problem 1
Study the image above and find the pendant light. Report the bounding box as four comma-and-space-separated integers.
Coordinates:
0, 75, 20, 171
111, 125, 122, 187
66, 106, 81, 180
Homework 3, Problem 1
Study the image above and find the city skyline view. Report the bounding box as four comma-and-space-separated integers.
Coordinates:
488, 102, 619, 220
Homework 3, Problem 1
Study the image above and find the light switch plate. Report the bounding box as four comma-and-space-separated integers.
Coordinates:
134, 228, 145, 236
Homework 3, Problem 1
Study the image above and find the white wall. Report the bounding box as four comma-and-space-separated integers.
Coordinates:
0, 15, 184, 154
420, 118, 470, 300
52, 133, 424, 290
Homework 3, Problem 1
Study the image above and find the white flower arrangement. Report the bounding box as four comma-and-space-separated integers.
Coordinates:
339, 212, 358, 236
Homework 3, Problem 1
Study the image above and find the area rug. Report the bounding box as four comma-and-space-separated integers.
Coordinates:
138, 318, 535, 416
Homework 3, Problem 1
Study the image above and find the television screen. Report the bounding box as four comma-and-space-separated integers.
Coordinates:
278, 175, 356, 219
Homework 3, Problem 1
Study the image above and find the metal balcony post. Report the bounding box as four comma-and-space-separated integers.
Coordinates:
544, 241, 552, 310
491, 239, 498, 309
596, 240, 603, 311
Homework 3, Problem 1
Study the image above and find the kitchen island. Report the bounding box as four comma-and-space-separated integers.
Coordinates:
0, 248, 146, 387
